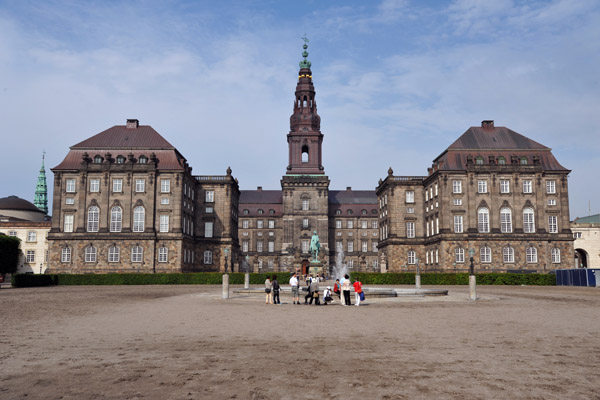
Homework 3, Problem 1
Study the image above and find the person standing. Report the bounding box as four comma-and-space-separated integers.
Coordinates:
342, 274, 352, 306
265, 276, 272, 304
304, 274, 314, 304
309, 277, 320, 305
333, 279, 341, 300
272, 275, 281, 304
353, 277, 363, 306
289, 272, 300, 305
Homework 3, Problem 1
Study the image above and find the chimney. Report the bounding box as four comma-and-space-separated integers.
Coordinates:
346, 186, 352, 191
481, 120, 494, 129
257, 186, 262, 191
126, 119, 139, 129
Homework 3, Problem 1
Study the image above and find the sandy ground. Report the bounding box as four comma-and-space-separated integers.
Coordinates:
1, 284, 599, 400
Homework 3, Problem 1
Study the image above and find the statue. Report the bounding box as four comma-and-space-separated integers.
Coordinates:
309, 231, 321, 262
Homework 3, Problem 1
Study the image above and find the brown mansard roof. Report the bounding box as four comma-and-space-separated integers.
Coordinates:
72, 125, 175, 149
433, 124, 568, 171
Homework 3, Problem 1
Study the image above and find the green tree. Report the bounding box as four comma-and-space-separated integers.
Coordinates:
0, 234, 21, 277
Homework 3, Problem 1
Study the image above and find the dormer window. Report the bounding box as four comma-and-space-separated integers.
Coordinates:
93, 155, 103, 164
475, 156, 484, 165
497, 156, 506, 165
138, 155, 148, 164
520, 157, 528, 165
116, 155, 125, 164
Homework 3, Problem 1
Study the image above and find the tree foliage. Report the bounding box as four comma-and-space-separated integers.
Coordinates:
0, 235, 21, 275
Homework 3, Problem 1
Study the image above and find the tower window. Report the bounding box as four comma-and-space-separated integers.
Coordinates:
301, 145, 309, 163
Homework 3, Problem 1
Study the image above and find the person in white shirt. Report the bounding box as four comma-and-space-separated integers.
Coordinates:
289, 272, 300, 305
323, 286, 333, 305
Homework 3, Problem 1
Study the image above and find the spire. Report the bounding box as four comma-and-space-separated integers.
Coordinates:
286, 37, 324, 175
34, 151, 48, 214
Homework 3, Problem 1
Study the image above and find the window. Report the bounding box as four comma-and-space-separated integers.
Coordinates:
500, 180, 510, 194
138, 155, 147, 164
405, 191, 414, 203
361, 220, 368, 229
161, 198, 170, 205
573, 232, 582, 239
372, 220, 378, 229
242, 220, 249, 229
133, 206, 145, 232
65, 197, 75, 205
476, 156, 484, 165
434, 183, 438, 196
8, 231, 16, 237
269, 209, 275, 215
453, 198, 462, 206
87, 206, 99, 232
112, 179, 122, 193
372, 241, 378, 252
161, 179, 171, 193
406, 222, 415, 238
66, 179, 76, 193
478, 180, 488, 193
548, 199, 556, 206
85, 246, 97, 262
268, 220, 275, 229
478, 208, 489, 233
436, 218, 439, 234
27, 231, 37, 242
455, 248, 465, 263
109, 206, 122, 232
302, 199, 310, 210
500, 208, 512, 233
257, 220, 263, 229
480, 247, 491, 263
523, 207, 535, 233
205, 222, 213, 237
160, 215, 169, 232
302, 239, 309, 253
257, 209, 264, 215
526, 247, 538, 263
551, 248, 561, 263
131, 246, 143, 263
205, 190, 214, 202
347, 220, 354, 229
546, 180, 556, 194
453, 181, 462, 194
108, 246, 120, 263
347, 241, 354, 253
93, 155, 103, 164
302, 218, 309, 228
243, 209, 249, 215
89, 179, 100, 193
407, 251, 416, 264
520, 157, 528, 165
268, 241, 275, 253
503, 247, 514, 263
26, 250, 35, 263
523, 180, 532, 194
548, 215, 558, 233
498, 156, 506, 165
242, 240, 249, 252
257, 240, 264, 253
204, 251, 213, 264
335, 209, 342, 215
336, 220, 342, 229
203, 206, 212, 214
158, 247, 168, 263
454, 215, 463, 233
135, 179, 145, 193
61, 247, 71, 263
116, 155, 125, 164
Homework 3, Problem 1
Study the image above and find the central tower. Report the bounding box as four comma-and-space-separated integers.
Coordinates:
281, 38, 330, 273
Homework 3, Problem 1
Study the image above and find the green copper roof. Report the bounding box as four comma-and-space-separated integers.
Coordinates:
33, 151, 48, 214
573, 214, 600, 224
299, 35, 311, 69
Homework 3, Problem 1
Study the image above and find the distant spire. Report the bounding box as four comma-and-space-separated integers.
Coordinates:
34, 151, 48, 214
299, 34, 311, 69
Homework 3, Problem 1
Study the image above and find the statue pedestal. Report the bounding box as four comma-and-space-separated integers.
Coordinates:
308, 261, 324, 277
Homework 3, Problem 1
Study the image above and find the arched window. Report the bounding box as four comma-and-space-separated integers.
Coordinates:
85, 246, 97, 262
110, 206, 122, 232
61, 247, 71, 263
87, 206, 99, 232
361, 209, 367, 215
138, 155, 147, 164
335, 209, 342, 215
108, 246, 120, 262
407, 250, 416, 264
551, 247, 561, 263
523, 207, 535, 233
503, 246, 514, 263
500, 207, 512, 233
243, 209, 249, 215
478, 207, 489, 233
526, 246, 538, 263
347, 209, 353, 215
497, 156, 506, 165
520, 157, 528, 165
476, 156, 484, 165
133, 206, 145, 232
131, 246, 143, 262
269, 209, 275, 215
301, 145, 309, 163
480, 246, 491, 263
257, 209, 264, 215
158, 247, 168, 263
204, 250, 213, 264
116, 155, 126, 164
302, 199, 310, 211
455, 247, 465, 263
93, 155, 103, 164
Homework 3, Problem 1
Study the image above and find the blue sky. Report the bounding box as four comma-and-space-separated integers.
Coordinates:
1, 0, 599, 218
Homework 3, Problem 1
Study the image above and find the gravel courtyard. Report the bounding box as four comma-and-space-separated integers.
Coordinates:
1, 284, 598, 399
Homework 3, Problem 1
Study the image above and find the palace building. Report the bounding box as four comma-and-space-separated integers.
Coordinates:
47, 43, 574, 274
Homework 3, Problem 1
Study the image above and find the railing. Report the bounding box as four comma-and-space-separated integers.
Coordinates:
194, 175, 228, 181
392, 176, 426, 182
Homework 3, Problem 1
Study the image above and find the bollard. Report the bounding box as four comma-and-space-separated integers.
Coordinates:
222, 274, 230, 299
244, 272, 250, 289
415, 273, 421, 289
469, 274, 477, 301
